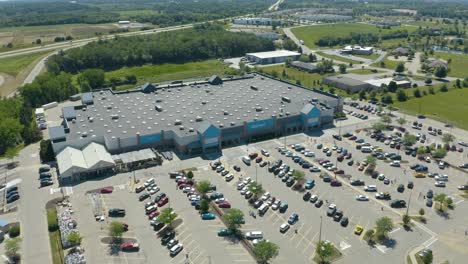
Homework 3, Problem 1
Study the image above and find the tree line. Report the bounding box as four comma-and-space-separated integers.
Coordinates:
46, 24, 275, 73
315, 30, 410, 47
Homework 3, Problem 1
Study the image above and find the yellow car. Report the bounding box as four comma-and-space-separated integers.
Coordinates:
414, 173, 427, 178
354, 225, 364, 235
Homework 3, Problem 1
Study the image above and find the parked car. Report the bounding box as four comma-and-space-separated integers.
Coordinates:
327, 204, 337, 216
139, 193, 150, 201
287, 213, 299, 225
121, 242, 139, 252
108, 208, 126, 217
280, 223, 290, 233
201, 213, 216, 220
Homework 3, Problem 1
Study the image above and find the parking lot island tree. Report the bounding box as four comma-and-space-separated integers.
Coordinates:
403, 133, 418, 146
366, 155, 377, 167
200, 198, 210, 214
375, 216, 394, 242
109, 221, 125, 242
223, 208, 245, 232
253, 240, 279, 264
363, 229, 375, 245
441, 133, 455, 146
421, 250, 433, 264
195, 180, 212, 199
159, 207, 177, 229
315, 240, 334, 264
402, 214, 411, 228
380, 114, 392, 128
396, 117, 407, 128
248, 181, 264, 199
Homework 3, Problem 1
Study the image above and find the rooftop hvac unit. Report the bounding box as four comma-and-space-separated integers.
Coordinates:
196, 116, 203, 122
255, 107, 263, 112
282, 96, 291, 103
107, 106, 112, 109
155, 105, 163, 112
88, 117, 94, 122
155, 98, 163, 103
174, 120, 182, 125
111, 114, 119, 119
81, 132, 88, 137
189, 128, 194, 132
201, 101, 207, 105
231, 122, 236, 126
250, 85, 258, 91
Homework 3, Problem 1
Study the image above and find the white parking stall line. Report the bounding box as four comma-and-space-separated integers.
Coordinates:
455, 199, 464, 205
179, 234, 193, 244
389, 227, 401, 234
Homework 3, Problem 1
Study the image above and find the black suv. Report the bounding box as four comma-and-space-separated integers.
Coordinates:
108, 208, 126, 217
303, 192, 311, 201
390, 200, 406, 208
139, 193, 150, 201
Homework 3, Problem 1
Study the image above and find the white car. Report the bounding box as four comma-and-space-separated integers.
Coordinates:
390, 161, 400, 167
240, 187, 248, 195
215, 198, 226, 204
280, 223, 290, 233
149, 186, 160, 195
438, 161, 445, 169
305, 152, 315, 157
237, 182, 245, 190
364, 185, 377, 192
225, 174, 234, 182
355, 195, 369, 201
182, 187, 194, 193
435, 175, 449, 182
459, 141, 468, 147
435, 181, 446, 187
272, 200, 281, 210
425, 156, 431, 163
261, 149, 270, 157
261, 192, 271, 201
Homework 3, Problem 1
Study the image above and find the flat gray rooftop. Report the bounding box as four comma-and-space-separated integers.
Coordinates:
65, 74, 338, 140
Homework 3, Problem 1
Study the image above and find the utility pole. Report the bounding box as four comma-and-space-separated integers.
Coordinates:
318, 216, 323, 243
255, 165, 258, 183
406, 189, 413, 216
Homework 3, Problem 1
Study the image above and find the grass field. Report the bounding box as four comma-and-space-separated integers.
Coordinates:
47, 208, 64, 264
105, 60, 231, 90
371, 55, 401, 70
352, 53, 380, 60
0, 23, 119, 51
316, 52, 362, 65
0, 51, 50, 76
291, 23, 417, 49
394, 88, 468, 130
434, 52, 468, 78
347, 68, 384, 75
260, 64, 350, 97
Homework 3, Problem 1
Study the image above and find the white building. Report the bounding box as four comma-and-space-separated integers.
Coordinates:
246, 50, 301, 65
364, 78, 411, 89
340, 45, 374, 55
232, 18, 274, 26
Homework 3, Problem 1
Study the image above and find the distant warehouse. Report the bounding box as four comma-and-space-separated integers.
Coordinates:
246, 50, 301, 65
323, 75, 371, 93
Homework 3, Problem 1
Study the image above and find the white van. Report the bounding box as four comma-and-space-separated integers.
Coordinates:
364, 185, 377, 192
145, 206, 157, 215
242, 156, 251, 165
245, 231, 263, 240
170, 243, 183, 257
361, 146, 372, 153
258, 204, 269, 215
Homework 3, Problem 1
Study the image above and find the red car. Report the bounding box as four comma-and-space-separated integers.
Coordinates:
337, 155, 344, 162
330, 180, 342, 186
256, 157, 263, 163
157, 196, 169, 207
458, 148, 464, 153
349, 136, 357, 140
100, 187, 114, 194
218, 201, 231, 208
177, 179, 187, 186
121, 242, 140, 251
148, 210, 160, 219
249, 153, 258, 159
345, 153, 352, 159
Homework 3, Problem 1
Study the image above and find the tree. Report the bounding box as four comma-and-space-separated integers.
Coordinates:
441, 133, 455, 146
223, 208, 244, 231
395, 62, 405, 73
432, 148, 447, 158
315, 240, 334, 264
372, 122, 386, 131
77, 69, 105, 91
402, 214, 411, 227
375, 216, 394, 241
396, 89, 407, 101
440, 84, 448, 92
388, 81, 398, 92
39, 139, 55, 162
366, 155, 377, 166
159, 207, 177, 228
396, 117, 406, 128
363, 229, 375, 244
434, 65, 447, 79
35, 39, 42, 45
186, 170, 194, 179
380, 114, 392, 127
5, 237, 21, 261
195, 180, 211, 198
381, 95, 393, 104
248, 181, 264, 198
109, 221, 125, 240
292, 170, 305, 182
339, 64, 347, 74
413, 89, 422, 98
428, 86, 435, 94
434, 193, 447, 211
425, 78, 432, 85
403, 133, 417, 146
444, 196, 454, 209
359, 90, 367, 100
66, 231, 83, 245
200, 198, 210, 214
419, 208, 425, 217
456, 79, 461, 88
422, 251, 433, 264
253, 240, 279, 264
271, 70, 279, 78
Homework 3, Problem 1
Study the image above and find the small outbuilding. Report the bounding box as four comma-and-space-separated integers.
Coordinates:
208, 75, 223, 85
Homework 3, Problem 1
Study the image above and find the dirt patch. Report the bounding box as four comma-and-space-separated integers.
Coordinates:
0, 72, 18, 97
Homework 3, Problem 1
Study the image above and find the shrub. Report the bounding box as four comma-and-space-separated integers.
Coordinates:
9, 225, 20, 238
47, 209, 59, 232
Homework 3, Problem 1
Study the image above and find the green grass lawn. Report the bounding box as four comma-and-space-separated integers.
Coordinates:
347, 68, 384, 75
434, 52, 468, 78
0, 51, 51, 76
394, 88, 468, 130
260, 64, 350, 97
47, 208, 64, 264
105, 60, 231, 89
316, 52, 362, 65
352, 53, 380, 60
371, 55, 401, 70
291, 23, 417, 49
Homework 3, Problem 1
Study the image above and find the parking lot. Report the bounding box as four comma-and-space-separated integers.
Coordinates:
62, 105, 468, 264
